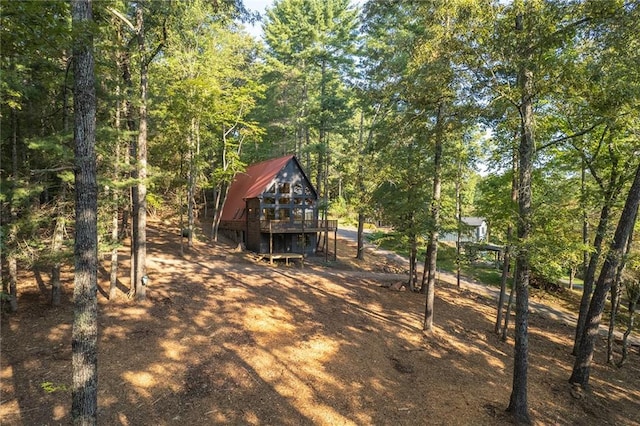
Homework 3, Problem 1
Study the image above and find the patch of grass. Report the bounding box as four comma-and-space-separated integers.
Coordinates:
470, 268, 503, 287
561, 275, 584, 286
367, 231, 415, 258
41, 381, 68, 393
367, 231, 504, 287
436, 243, 457, 271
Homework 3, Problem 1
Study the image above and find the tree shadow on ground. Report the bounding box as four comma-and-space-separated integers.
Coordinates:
1, 221, 639, 425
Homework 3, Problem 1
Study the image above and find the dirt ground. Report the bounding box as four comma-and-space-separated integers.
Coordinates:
1, 219, 640, 425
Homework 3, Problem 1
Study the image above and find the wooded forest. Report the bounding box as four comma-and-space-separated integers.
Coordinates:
1, 0, 639, 424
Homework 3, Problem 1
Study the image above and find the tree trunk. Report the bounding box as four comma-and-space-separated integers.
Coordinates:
120, 44, 136, 291
618, 282, 639, 367
6, 109, 20, 312
316, 58, 327, 207
573, 187, 616, 354
51, 264, 62, 305
129, 127, 138, 296
356, 213, 365, 260
109, 98, 122, 301
7, 254, 18, 313
496, 240, 512, 334
501, 264, 517, 342
422, 102, 444, 332
497, 153, 518, 333
356, 111, 366, 261
185, 118, 201, 248
420, 241, 431, 289
212, 185, 223, 241
607, 205, 637, 362
71, 0, 98, 423
606, 280, 621, 364
213, 184, 232, 242
570, 161, 640, 388
51, 191, 66, 306
569, 266, 574, 290
581, 157, 589, 275
455, 158, 462, 288
507, 38, 533, 423
407, 230, 418, 291
324, 144, 330, 263
187, 128, 195, 249
134, 3, 148, 300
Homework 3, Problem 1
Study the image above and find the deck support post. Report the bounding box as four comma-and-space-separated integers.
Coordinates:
324, 220, 329, 263
269, 221, 273, 265
302, 215, 306, 256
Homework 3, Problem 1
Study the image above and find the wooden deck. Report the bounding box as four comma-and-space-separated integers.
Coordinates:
219, 219, 338, 234
260, 219, 338, 233
257, 252, 304, 267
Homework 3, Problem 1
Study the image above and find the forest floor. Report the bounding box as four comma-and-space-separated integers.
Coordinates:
1, 218, 640, 425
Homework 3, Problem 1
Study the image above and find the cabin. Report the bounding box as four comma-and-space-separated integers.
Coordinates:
441, 217, 488, 243
218, 155, 337, 262
441, 217, 502, 265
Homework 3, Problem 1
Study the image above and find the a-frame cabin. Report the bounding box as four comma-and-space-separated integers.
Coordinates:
218, 155, 337, 260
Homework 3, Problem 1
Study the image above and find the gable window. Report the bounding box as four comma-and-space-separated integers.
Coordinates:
278, 182, 290, 194
278, 208, 291, 220
263, 208, 275, 220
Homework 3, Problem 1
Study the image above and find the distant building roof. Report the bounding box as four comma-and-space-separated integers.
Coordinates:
220, 155, 296, 222
462, 217, 486, 227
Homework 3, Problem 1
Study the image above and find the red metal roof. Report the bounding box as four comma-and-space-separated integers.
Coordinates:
220, 155, 295, 222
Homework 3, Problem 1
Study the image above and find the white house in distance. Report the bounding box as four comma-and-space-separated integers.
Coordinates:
441, 217, 488, 243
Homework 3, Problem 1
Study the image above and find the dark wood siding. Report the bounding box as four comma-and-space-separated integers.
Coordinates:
246, 198, 261, 252
219, 155, 329, 256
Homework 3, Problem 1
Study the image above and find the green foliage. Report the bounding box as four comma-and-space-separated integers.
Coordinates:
328, 196, 350, 218
359, 0, 494, 260
41, 381, 69, 394
150, 0, 265, 206
260, 0, 359, 192
1, 0, 638, 321
367, 231, 504, 287
367, 231, 418, 259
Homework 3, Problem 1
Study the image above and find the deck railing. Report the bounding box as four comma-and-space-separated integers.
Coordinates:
260, 219, 338, 232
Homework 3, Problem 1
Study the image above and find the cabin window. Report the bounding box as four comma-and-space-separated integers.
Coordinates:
263, 196, 276, 205
278, 182, 290, 194
293, 183, 303, 195
293, 197, 303, 205
305, 198, 314, 206
266, 183, 276, 193
293, 208, 303, 221
305, 210, 315, 221
263, 208, 275, 220
279, 196, 290, 204
304, 186, 312, 196
278, 208, 290, 220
